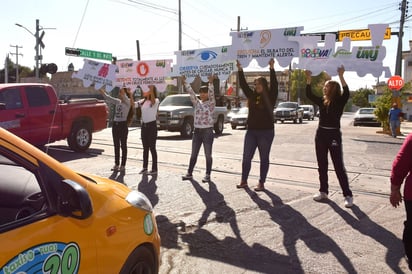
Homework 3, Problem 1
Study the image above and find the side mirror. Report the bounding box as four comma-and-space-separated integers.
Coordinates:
58, 179, 93, 219
0, 103, 5, 110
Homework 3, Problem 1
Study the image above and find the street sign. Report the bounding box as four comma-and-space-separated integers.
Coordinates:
387, 75, 404, 90
338, 27, 391, 41
65, 47, 112, 61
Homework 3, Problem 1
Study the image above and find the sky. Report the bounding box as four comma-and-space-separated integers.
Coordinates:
1, 0, 410, 89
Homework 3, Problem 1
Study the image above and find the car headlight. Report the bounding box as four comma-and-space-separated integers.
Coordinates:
126, 191, 153, 212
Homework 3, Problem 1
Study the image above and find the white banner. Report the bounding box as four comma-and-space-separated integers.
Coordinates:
72, 59, 117, 92
290, 24, 391, 77
173, 46, 235, 83
229, 27, 303, 68
116, 59, 172, 92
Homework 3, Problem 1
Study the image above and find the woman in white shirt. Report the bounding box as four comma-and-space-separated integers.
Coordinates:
136, 85, 160, 175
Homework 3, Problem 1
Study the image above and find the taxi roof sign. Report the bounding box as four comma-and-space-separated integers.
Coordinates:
338, 28, 391, 41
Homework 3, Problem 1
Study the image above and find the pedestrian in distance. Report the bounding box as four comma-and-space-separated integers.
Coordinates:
100, 86, 134, 172
305, 65, 354, 208
390, 133, 412, 271
181, 74, 216, 183
136, 85, 160, 176
389, 102, 402, 138
236, 58, 278, 192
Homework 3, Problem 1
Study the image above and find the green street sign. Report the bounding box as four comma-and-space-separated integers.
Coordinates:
65, 47, 112, 61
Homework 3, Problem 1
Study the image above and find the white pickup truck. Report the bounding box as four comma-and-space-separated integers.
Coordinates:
157, 94, 227, 138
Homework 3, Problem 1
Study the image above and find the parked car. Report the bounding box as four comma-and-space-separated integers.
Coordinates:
0, 83, 108, 152
157, 94, 227, 138
225, 107, 240, 123
0, 127, 160, 273
300, 104, 315, 120
274, 101, 303, 124
230, 107, 248, 129
353, 107, 380, 127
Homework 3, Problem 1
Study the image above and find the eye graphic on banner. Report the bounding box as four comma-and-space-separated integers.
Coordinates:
174, 46, 236, 83
197, 50, 218, 62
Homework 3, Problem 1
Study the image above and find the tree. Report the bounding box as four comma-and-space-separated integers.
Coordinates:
352, 88, 374, 107
289, 69, 329, 104
0, 56, 34, 83
374, 90, 392, 132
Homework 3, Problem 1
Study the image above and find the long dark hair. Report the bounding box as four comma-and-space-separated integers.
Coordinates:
123, 88, 135, 126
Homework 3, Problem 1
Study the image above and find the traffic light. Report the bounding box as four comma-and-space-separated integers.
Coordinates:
40, 63, 58, 75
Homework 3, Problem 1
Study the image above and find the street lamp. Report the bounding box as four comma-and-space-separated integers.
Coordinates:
15, 19, 54, 80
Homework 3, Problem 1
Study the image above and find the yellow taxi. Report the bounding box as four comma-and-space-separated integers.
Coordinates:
0, 128, 160, 273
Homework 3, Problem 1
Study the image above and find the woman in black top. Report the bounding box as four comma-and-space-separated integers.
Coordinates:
236, 58, 278, 191
305, 66, 353, 208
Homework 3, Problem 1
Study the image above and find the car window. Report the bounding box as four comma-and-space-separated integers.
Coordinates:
0, 150, 46, 230
359, 109, 374, 114
278, 102, 297, 108
160, 96, 193, 107
25, 86, 51, 107
0, 88, 23, 110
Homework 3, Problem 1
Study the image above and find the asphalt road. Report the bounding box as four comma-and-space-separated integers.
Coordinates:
46, 114, 412, 273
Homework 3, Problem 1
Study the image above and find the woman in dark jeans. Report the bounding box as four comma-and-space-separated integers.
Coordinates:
305, 66, 354, 208
136, 85, 159, 175
100, 87, 133, 172
236, 58, 278, 191
181, 75, 215, 183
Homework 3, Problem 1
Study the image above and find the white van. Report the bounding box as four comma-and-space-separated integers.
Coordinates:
300, 105, 315, 120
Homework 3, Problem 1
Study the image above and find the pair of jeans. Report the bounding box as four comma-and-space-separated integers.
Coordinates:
241, 129, 274, 184
141, 121, 158, 171
404, 200, 412, 270
315, 127, 352, 197
390, 119, 400, 137
112, 121, 128, 166
187, 128, 214, 175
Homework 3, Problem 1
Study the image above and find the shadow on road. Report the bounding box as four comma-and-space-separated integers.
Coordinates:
41, 145, 103, 162
328, 201, 405, 273
245, 188, 357, 274
178, 179, 294, 273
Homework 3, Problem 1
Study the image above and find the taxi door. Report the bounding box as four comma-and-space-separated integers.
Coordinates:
0, 144, 96, 273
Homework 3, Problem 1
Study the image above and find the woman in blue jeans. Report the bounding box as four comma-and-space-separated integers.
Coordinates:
236, 58, 278, 191
182, 75, 215, 183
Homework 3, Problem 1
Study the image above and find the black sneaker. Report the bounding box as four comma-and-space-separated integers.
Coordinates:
182, 174, 193, 180
202, 175, 211, 183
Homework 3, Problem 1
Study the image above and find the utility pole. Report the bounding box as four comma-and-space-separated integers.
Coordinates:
35, 19, 40, 79
178, 0, 182, 51
231, 16, 247, 98
10, 45, 23, 83
395, 0, 408, 76
5, 54, 9, 84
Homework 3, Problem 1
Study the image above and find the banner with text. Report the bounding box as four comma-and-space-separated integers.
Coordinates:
116, 59, 173, 92
72, 59, 117, 92
290, 24, 391, 77
173, 46, 235, 83
229, 27, 303, 68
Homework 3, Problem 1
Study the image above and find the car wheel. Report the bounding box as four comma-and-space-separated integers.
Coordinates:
281, 120, 284, 124
293, 119, 297, 124
299, 117, 303, 124
68, 123, 92, 152
180, 118, 193, 138
120, 245, 156, 274
214, 115, 224, 134
231, 124, 236, 129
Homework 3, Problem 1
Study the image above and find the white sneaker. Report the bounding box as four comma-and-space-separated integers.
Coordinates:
344, 196, 353, 208
313, 192, 328, 201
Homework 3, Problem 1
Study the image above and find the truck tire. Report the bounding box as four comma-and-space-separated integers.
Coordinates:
180, 118, 193, 138
68, 123, 92, 152
299, 117, 303, 123
231, 124, 237, 129
214, 115, 224, 135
